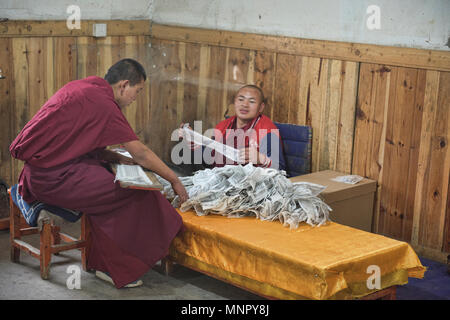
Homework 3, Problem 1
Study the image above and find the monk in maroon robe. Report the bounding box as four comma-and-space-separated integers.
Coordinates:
10, 59, 188, 288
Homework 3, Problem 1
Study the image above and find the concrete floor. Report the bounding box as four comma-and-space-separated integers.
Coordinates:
0, 221, 262, 300
1, 221, 449, 300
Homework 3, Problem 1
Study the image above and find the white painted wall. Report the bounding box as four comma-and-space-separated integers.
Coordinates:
1, 0, 448, 51
150, 0, 450, 51
0, 0, 152, 20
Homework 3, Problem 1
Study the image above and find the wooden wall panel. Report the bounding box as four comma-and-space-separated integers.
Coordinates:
318, 60, 358, 174
353, 64, 449, 258
379, 67, 424, 241
161, 40, 183, 161
147, 39, 165, 157
151, 24, 450, 72
11, 38, 28, 184
204, 45, 228, 129
1, 21, 449, 259
272, 53, 302, 124
413, 71, 450, 250
403, 69, 427, 242
1, 20, 151, 38
253, 51, 276, 118
175, 41, 186, 127
0, 38, 13, 196
76, 37, 98, 79
54, 37, 77, 91
119, 37, 137, 131
196, 44, 210, 125
297, 57, 328, 172
181, 42, 200, 127
133, 36, 152, 144
146, 39, 181, 159
334, 61, 359, 173
27, 38, 48, 116
352, 64, 391, 233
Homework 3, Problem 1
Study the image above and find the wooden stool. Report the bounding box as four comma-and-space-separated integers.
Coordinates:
8, 189, 91, 279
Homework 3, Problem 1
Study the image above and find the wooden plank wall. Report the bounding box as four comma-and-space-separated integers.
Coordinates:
0, 21, 449, 260
353, 65, 449, 259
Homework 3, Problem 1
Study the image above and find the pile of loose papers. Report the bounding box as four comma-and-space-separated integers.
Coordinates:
156, 164, 331, 229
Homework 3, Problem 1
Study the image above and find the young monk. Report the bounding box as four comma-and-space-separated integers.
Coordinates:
10, 59, 188, 288
181, 84, 286, 170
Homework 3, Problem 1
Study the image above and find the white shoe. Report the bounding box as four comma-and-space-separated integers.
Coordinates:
95, 270, 115, 286
95, 270, 143, 288
124, 279, 143, 288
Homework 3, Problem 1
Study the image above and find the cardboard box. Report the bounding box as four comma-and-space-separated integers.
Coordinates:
290, 170, 377, 232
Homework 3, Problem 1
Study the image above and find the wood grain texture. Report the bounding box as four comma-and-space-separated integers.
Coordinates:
0, 38, 13, 195
27, 38, 47, 116
253, 51, 276, 118
272, 54, 302, 125
121, 36, 139, 132
0, 20, 150, 37
54, 37, 77, 91
353, 64, 449, 252
11, 38, 28, 184
181, 42, 201, 126
1, 22, 449, 258
352, 63, 392, 233
135, 36, 153, 144
414, 71, 450, 250
382, 67, 422, 240
147, 39, 181, 159
76, 37, 98, 79
151, 24, 450, 72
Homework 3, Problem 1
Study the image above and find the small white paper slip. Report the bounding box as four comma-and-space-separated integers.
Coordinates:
182, 124, 243, 163
110, 148, 132, 159
331, 175, 364, 185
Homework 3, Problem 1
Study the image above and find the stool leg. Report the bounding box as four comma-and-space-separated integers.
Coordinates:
51, 224, 61, 256
40, 222, 52, 280
9, 194, 20, 263
10, 245, 20, 263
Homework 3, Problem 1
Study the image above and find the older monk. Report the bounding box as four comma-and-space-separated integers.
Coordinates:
10, 58, 187, 288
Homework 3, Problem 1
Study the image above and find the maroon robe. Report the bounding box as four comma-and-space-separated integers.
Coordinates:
10, 76, 183, 288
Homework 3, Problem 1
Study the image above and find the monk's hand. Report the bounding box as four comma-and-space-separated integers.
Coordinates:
172, 180, 189, 204
178, 123, 186, 140
178, 123, 197, 149
239, 146, 264, 165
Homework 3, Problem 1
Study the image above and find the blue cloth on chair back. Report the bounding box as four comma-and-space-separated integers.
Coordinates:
274, 122, 312, 178
10, 184, 82, 227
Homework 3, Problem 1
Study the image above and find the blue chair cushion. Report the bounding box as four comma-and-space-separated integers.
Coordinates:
274, 122, 312, 177
10, 184, 82, 227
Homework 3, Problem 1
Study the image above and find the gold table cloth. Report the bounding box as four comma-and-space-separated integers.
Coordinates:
169, 209, 425, 300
